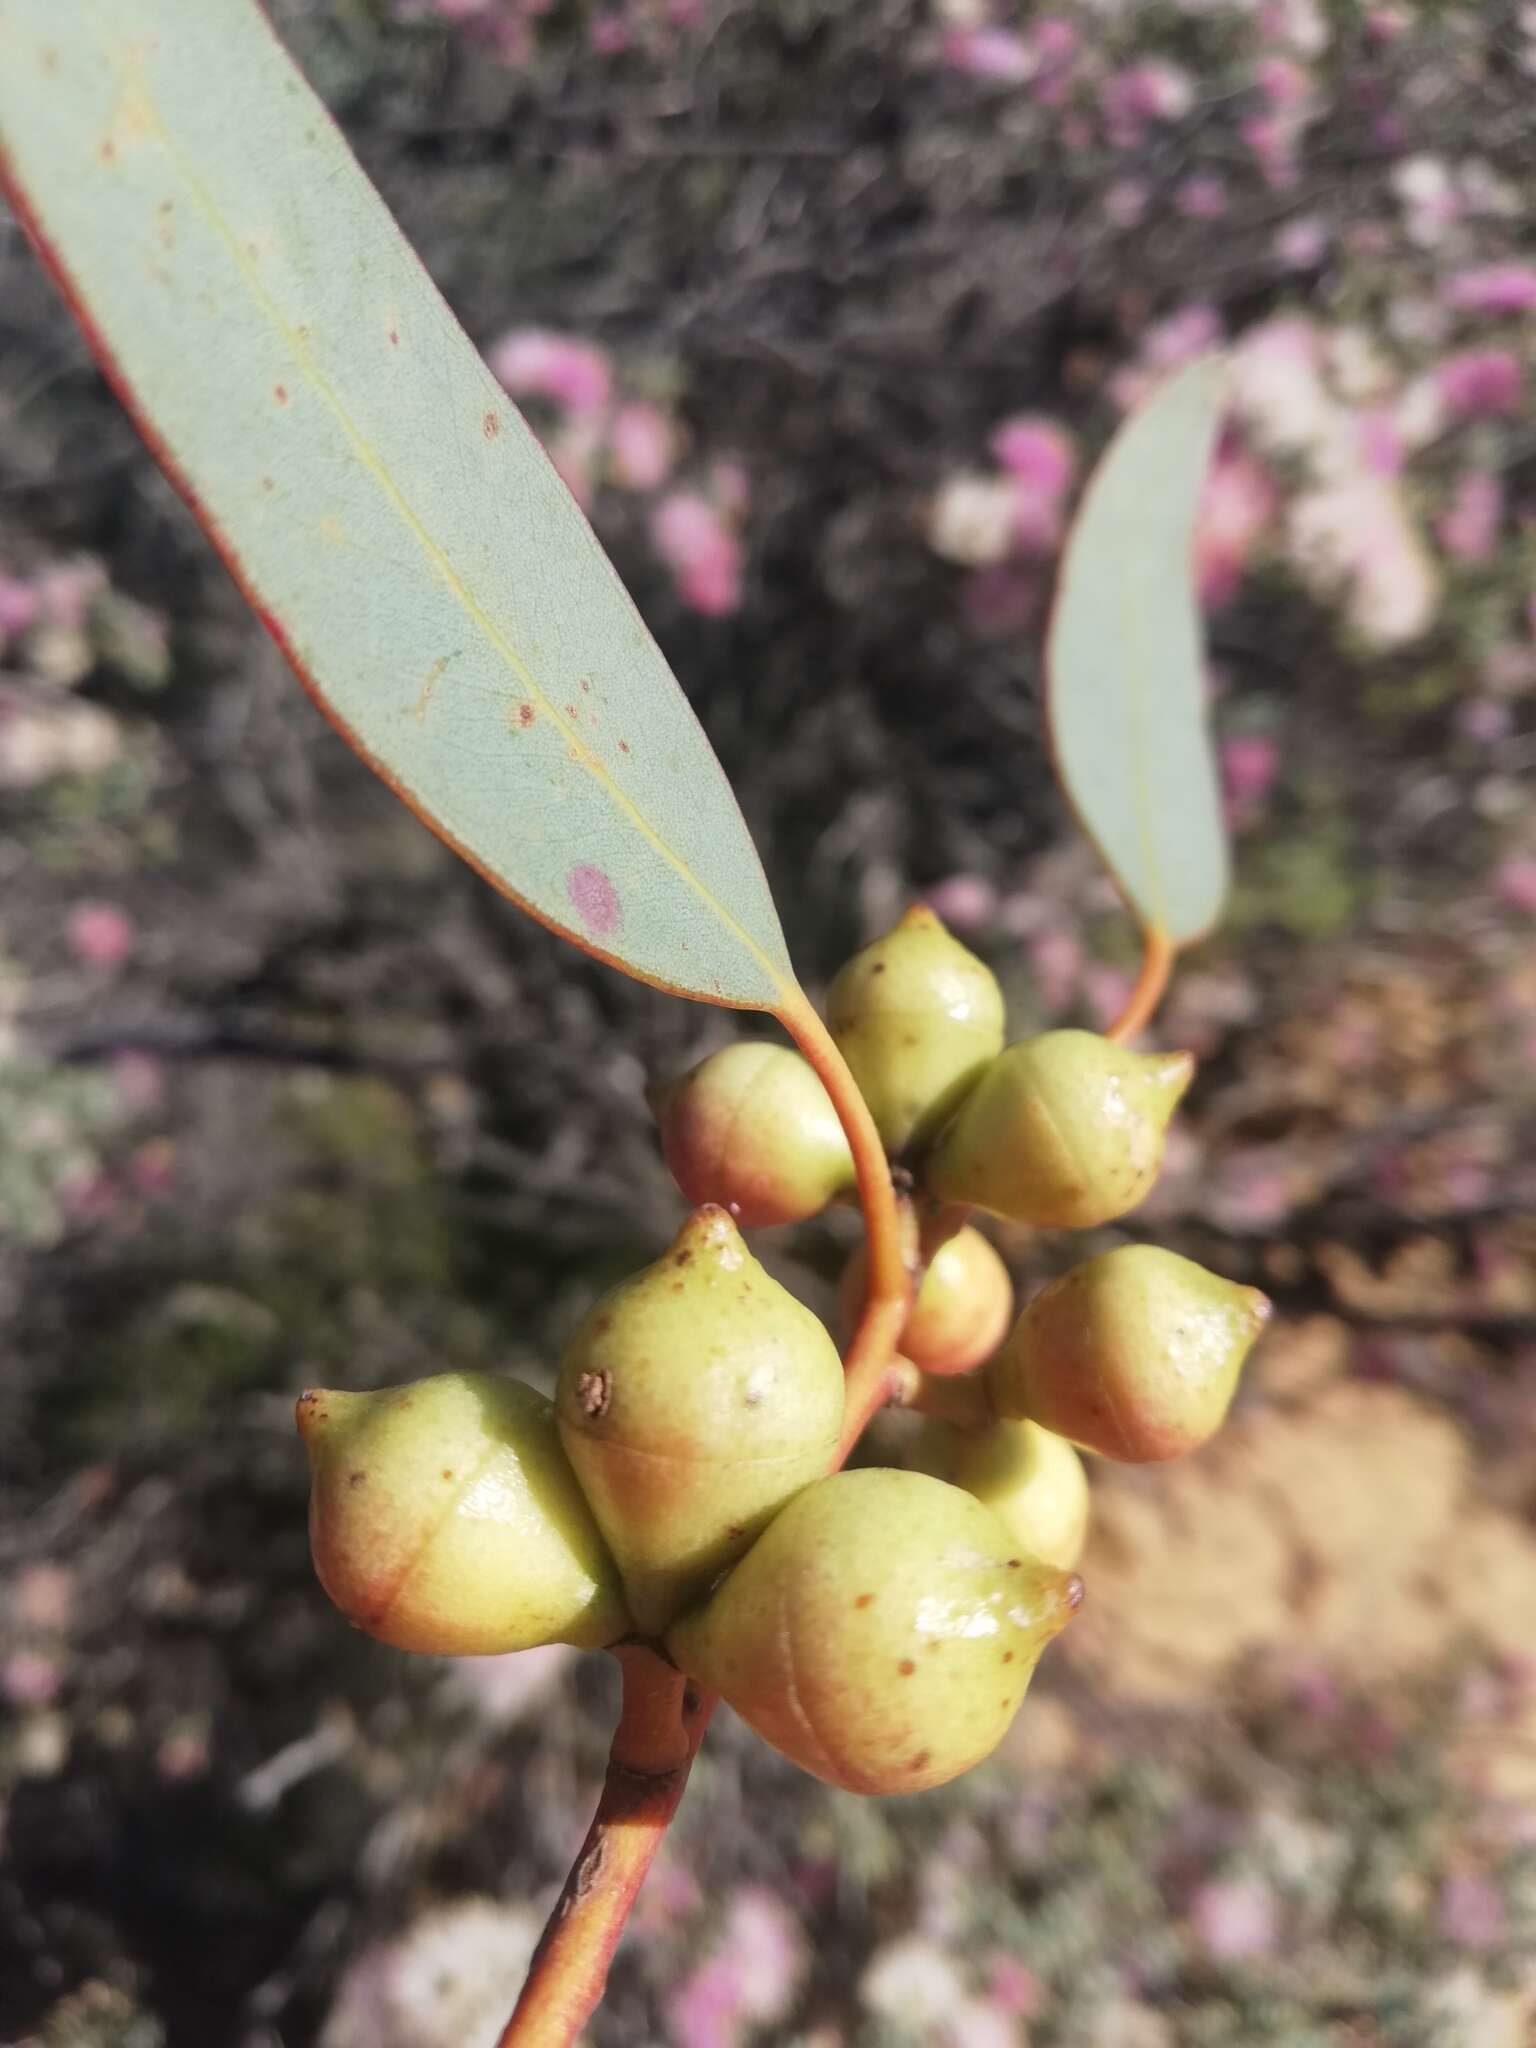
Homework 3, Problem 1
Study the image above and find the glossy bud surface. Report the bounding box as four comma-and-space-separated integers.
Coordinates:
667, 1467, 1081, 1795
987, 1245, 1270, 1462
657, 1042, 854, 1227
828, 906, 1005, 1156
925, 1030, 1193, 1228
841, 1224, 1013, 1376
557, 1206, 844, 1633
298, 1372, 629, 1655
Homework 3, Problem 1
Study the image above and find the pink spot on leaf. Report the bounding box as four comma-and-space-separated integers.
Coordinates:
567, 863, 621, 936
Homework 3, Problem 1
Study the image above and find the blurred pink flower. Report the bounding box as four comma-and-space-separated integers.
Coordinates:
1355, 408, 1404, 478
9, 1563, 76, 1632
922, 874, 998, 932
1458, 697, 1511, 744
1436, 347, 1523, 418
66, 901, 136, 971
986, 1954, 1044, 2016
1242, 111, 1300, 189
1494, 859, 1536, 914
1104, 178, 1149, 229
1274, 216, 1329, 268
1438, 1872, 1506, 1951
1445, 263, 1536, 315
608, 400, 676, 491
0, 572, 39, 640
989, 416, 1075, 497
1256, 55, 1309, 107
650, 491, 743, 615
488, 327, 612, 416
1101, 61, 1194, 148
1437, 472, 1503, 563
1178, 175, 1229, 220
1189, 1876, 1280, 1961
2, 1650, 63, 1707
34, 557, 107, 630
588, 11, 629, 53
1196, 446, 1277, 606
940, 28, 1035, 81
666, 1888, 802, 2048
1220, 734, 1280, 813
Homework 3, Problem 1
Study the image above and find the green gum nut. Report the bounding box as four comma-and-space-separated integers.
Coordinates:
924, 1030, 1194, 1228
656, 1042, 854, 1228
556, 1206, 845, 1634
986, 1245, 1271, 1463
296, 1372, 630, 1656
828, 905, 1005, 1157
950, 1420, 1090, 1572
841, 1224, 1013, 1377
666, 1467, 1081, 1796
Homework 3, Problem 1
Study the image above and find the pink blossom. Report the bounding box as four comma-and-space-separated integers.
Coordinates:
1101, 61, 1195, 148
112, 1050, 166, 1114
922, 875, 998, 932
1010, 482, 1064, 558
1242, 111, 1300, 189
1274, 216, 1329, 268
1189, 1877, 1280, 1961
1196, 446, 1277, 606
989, 416, 1075, 497
66, 901, 136, 971
1027, 14, 1078, 102
608, 401, 676, 491
1458, 698, 1511, 744
1438, 1872, 1506, 1951
588, 11, 629, 53
1104, 179, 1150, 230
9, 1563, 76, 1632
34, 557, 106, 630
986, 1955, 1044, 2016
650, 492, 743, 616
1437, 472, 1503, 564
1220, 734, 1280, 810
1495, 859, 1536, 914
1256, 55, 1309, 107
940, 28, 1035, 81
2, 1650, 63, 1707
667, 1959, 739, 2048
1436, 348, 1523, 419
1145, 303, 1224, 371
0, 572, 39, 640
1355, 408, 1404, 479
1177, 175, 1229, 220
1445, 263, 1536, 315
488, 327, 612, 416
547, 418, 602, 510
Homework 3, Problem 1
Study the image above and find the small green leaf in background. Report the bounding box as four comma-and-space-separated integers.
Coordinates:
1046, 357, 1229, 947
0, 0, 793, 1011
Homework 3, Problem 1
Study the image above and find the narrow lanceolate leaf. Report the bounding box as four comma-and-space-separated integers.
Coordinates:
0, 0, 793, 1011
1046, 357, 1229, 947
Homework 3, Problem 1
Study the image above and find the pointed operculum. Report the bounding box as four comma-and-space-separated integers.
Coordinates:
987, 1246, 1270, 1463
923, 1031, 1195, 1229
555, 1205, 844, 1634
827, 906, 1005, 1157
298, 1372, 629, 1656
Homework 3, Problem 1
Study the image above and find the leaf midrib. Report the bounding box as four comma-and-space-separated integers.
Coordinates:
102, 18, 788, 1000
